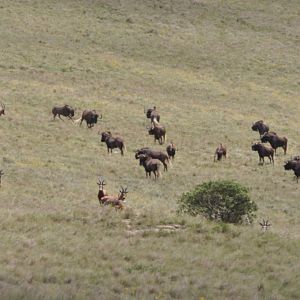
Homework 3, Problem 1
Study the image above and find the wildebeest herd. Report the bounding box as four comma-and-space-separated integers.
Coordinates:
1, 104, 299, 210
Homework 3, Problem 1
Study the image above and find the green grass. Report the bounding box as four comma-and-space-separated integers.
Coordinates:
0, 0, 300, 299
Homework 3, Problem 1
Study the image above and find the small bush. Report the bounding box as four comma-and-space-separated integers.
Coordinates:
177, 180, 257, 224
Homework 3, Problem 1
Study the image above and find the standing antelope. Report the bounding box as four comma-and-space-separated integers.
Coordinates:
97, 177, 108, 203
0, 170, 4, 187
0, 103, 5, 116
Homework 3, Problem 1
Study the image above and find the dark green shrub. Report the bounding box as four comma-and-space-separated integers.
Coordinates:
177, 180, 257, 224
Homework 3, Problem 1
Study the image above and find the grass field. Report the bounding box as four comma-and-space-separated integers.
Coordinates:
0, 0, 300, 299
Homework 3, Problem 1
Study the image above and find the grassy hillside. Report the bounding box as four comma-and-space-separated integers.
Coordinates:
0, 0, 300, 299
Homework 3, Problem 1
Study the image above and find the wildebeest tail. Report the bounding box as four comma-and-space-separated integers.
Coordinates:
74, 117, 82, 124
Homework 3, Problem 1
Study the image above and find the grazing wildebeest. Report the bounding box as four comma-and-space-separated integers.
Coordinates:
166, 142, 176, 160
52, 104, 74, 120
77, 110, 101, 128
138, 154, 162, 178
99, 186, 128, 209
145, 106, 160, 123
252, 143, 274, 165
251, 120, 269, 136
214, 144, 227, 162
260, 132, 287, 155
100, 131, 125, 155
284, 160, 300, 183
0, 170, 4, 187
148, 123, 166, 145
0, 103, 5, 116
135, 148, 170, 171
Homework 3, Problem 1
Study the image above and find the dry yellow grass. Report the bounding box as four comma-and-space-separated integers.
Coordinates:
0, 0, 300, 299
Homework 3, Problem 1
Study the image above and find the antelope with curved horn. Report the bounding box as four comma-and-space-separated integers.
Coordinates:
98, 185, 128, 210
97, 177, 108, 203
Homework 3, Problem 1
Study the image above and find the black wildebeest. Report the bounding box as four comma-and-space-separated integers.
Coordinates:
0, 103, 5, 116
76, 110, 101, 128
214, 144, 227, 162
148, 123, 166, 145
137, 154, 162, 178
52, 104, 74, 121
135, 148, 170, 171
284, 160, 300, 183
145, 106, 160, 123
252, 142, 274, 165
166, 142, 176, 160
100, 131, 125, 155
251, 120, 269, 136
260, 132, 287, 155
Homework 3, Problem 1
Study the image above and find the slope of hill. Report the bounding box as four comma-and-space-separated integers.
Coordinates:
0, 0, 300, 299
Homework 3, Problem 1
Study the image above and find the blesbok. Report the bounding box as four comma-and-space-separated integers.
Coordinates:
145, 106, 160, 123
97, 177, 108, 203
100, 131, 125, 155
0, 170, 4, 187
284, 159, 300, 183
214, 144, 226, 162
75, 110, 101, 128
166, 142, 176, 160
259, 219, 271, 231
135, 148, 170, 171
148, 123, 166, 145
99, 186, 128, 210
251, 143, 274, 165
52, 105, 74, 121
0, 103, 5, 116
251, 120, 269, 136
261, 132, 287, 155
137, 153, 162, 179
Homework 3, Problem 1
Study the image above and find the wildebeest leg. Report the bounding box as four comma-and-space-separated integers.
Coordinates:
107, 146, 110, 154
79, 118, 83, 126
68, 116, 74, 122
59, 115, 64, 121
53, 113, 57, 119
283, 144, 287, 155
163, 162, 167, 171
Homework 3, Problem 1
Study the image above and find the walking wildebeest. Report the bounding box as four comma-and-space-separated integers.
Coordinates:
252, 142, 274, 165
166, 142, 176, 160
52, 105, 74, 120
145, 106, 160, 123
251, 120, 269, 136
137, 154, 162, 178
260, 132, 287, 155
214, 144, 227, 162
100, 131, 125, 155
0, 103, 5, 116
135, 148, 170, 171
148, 123, 166, 145
284, 159, 300, 183
77, 110, 101, 128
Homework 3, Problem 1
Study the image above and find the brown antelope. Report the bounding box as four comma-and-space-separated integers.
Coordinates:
0, 103, 5, 116
97, 177, 108, 203
98, 186, 128, 210
0, 170, 4, 187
